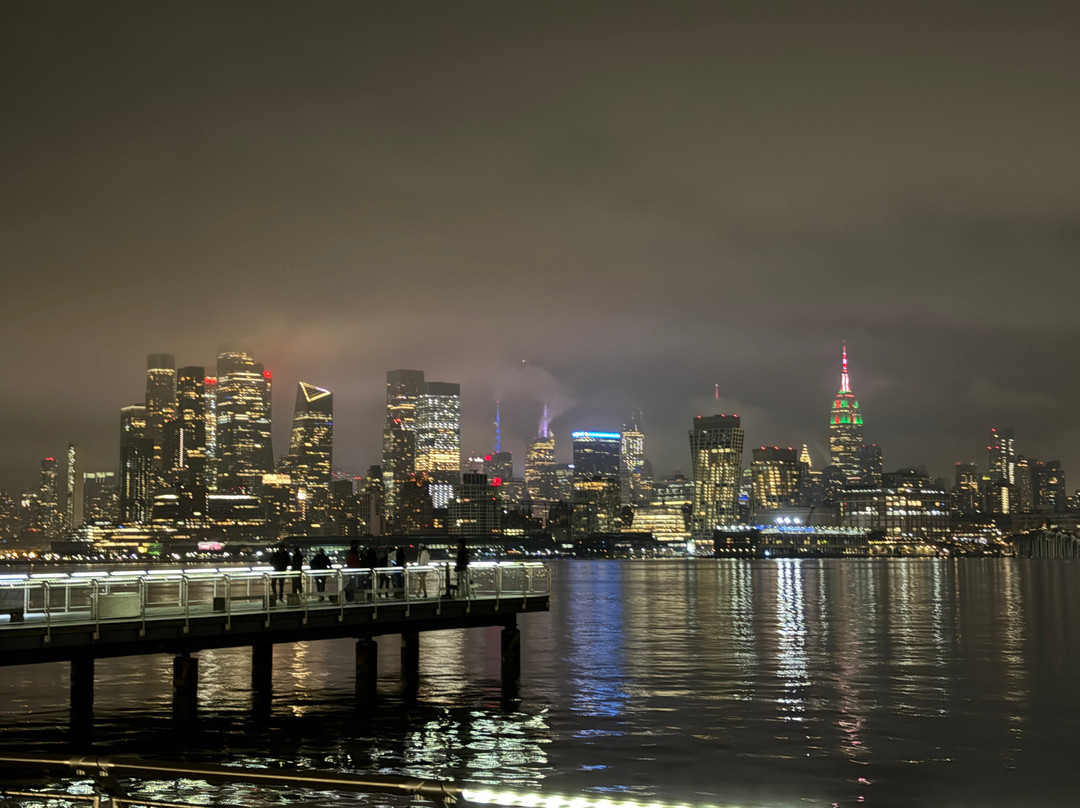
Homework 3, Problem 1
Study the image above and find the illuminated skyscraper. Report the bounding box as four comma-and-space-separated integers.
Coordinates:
119, 404, 154, 523
689, 414, 744, 541
829, 343, 864, 482
572, 431, 622, 478
483, 400, 513, 483
988, 427, 1016, 486
281, 381, 334, 513
525, 405, 558, 503
33, 456, 63, 535
65, 442, 82, 530
571, 431, 622, 539
145, 353, 177, 481
750, 446, 800, 520
620, 415, 650, 505
168, 367, 208, 488
382, 369, 425, 519
203, 376, 218, 490
415, 381, 461, 508
214, 351, 273, 492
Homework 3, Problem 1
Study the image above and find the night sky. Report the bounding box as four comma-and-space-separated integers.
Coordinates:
2, 1, 1078, 492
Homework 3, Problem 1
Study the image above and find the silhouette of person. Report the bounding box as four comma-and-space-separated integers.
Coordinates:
310, 547, 331, 600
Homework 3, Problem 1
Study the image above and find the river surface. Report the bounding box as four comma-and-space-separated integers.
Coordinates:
1, 558, 1078, 807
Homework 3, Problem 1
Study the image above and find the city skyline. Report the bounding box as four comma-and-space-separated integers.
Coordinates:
2, 2, 1078, 492
0, 342, 1069, 498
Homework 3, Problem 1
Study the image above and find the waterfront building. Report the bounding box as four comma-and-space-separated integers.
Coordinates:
713, 523, 875, 557
119, 404, 154, 524
1035, 460, 1067, 512
280, 381, 334, 517
448, 472, 502, 536
839, 468, 950, 551
214, 351, 273, 493
382, 369, 426, 520
571, 477, 621, 539
629, 501, 691, 550
65, 442, 82, 530
951, 462, 980, 515
829, 343, 865, 483
750, 446, 800, 521
82, 472, 118, 524
414, 381, 461, 509
689, 414, 744, 543
145, 353, 177, 482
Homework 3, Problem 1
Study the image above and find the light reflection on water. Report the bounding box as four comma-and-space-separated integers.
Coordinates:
3, 559, 1080, 807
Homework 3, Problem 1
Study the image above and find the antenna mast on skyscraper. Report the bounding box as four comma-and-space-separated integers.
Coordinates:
714, 383, 719, 401
494, 400, 501, 453
841, 340, 850, 393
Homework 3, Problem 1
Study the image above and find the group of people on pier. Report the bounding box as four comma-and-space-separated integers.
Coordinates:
268, 540, 469, 604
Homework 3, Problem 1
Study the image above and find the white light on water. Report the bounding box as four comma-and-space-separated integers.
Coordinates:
461, 790, 746, 808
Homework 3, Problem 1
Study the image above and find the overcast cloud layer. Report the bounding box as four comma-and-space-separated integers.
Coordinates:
2, 1, 1078, 491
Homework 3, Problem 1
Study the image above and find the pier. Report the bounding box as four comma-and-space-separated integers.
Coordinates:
0, 561, 550, 724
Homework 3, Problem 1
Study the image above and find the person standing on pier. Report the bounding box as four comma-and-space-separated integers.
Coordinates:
377, 547, 390, 596
455, 538, 470, 598
416, 544, 431, 597
310, 547, 331, 600
270, 544, 290, 603
394, 545, 407, 596
290, 546, 304, 596
344, 540, 361, 601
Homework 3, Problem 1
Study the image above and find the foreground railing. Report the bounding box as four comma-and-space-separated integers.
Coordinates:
0, 561, 551, 631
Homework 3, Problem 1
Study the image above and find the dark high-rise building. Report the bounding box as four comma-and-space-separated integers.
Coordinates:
689, 414, 744, 541
571, 431, 622, 478
145, 353, 177, 481
119, 404, 154, 523
281, 382, 334, 514
952, 462, 980, 515
829, 343, 864, 483
382, 369, 426, 521
214, 351, 273, 492
858, 444, 883, 486
415, 381, 461, 509
750, 446, 800, 520
1035, 460, 1066, 512
1013, 457, 1035, 513
571, 431, 622, 539
82, 471, 118, 524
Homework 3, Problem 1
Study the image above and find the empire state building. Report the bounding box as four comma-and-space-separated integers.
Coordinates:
829, 343, 864, 482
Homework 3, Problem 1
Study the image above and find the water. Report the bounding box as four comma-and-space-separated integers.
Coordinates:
2, 558, 1078, 807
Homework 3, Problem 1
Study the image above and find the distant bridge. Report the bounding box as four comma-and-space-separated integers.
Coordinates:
1010, 529, 1080, 559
